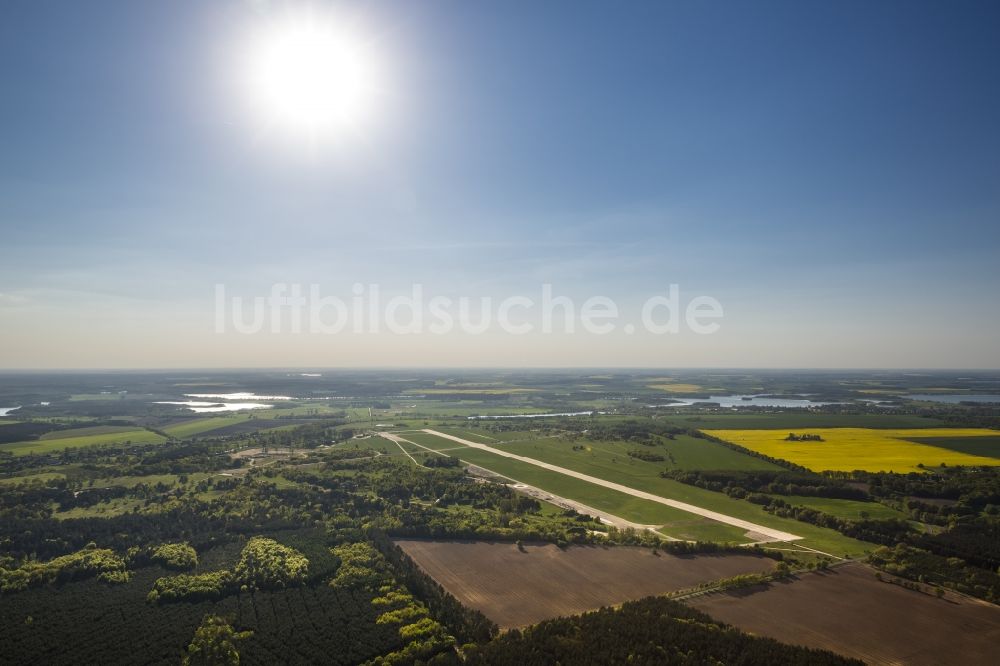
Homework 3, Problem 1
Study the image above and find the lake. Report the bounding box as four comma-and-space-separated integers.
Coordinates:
656, 395, 841, 408
185, 392, 293, 400
468, 411, 601, 420
156, 401, 275, 413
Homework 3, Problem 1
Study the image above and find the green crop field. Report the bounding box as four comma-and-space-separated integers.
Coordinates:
495, 434, 781, 472
38, 425, 138, 440
161, 415, 261, 438
902, 435, 1000, 459
2, 427, 166, 456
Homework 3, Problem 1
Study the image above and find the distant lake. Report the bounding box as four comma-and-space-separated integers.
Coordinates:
656, 395, 840, 408
156, 401, 274, 413
907, 394, 1000, 404
186, 393, 293, 400
468, 411, 600, 420
0, 406, 21, 417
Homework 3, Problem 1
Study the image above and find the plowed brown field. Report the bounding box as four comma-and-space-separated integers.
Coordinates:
689, 562, 1000, 665
394, 539, 774, 628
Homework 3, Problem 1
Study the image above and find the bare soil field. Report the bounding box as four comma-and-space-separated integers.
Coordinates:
688, 562, 1000, 665
394, 539, 775, 628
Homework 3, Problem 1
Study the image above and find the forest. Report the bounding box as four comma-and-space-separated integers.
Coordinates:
462, 596, 862, 665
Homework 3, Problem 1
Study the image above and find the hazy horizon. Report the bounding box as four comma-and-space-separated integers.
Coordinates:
3, 365, 1000, 373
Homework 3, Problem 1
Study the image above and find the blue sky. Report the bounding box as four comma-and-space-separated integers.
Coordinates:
1, 0, 998, 368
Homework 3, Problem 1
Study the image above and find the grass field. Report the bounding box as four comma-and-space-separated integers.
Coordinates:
54, 497, 146, 519
38, 425, 138, 440
500, 434, 781, 473
402, 430, 872, 554
777, 495, 908, 521
434, 427, 539, 443
0, 471, 66, 485
2, 427, 166, 456
161, 415, 260, 438
705, 428, 1000, 472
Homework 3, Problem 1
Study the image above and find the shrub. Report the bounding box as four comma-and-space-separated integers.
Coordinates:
152, 542, 198, 570
233, 537, 309, 589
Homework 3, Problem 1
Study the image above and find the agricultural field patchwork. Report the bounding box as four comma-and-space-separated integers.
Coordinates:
3, 369, 1000, 664
705, 428, 1000, 472
403, 430, 872, 555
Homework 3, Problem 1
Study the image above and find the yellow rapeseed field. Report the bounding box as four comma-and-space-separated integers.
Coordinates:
703, 428, 1000, 472
648, 383, 705, 393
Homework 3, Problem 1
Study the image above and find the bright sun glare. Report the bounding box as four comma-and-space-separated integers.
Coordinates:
243, 12, 381, 139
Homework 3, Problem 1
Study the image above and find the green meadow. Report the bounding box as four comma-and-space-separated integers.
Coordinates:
778, 495, 908, 521
2, 426, 166, 456
161, 415, 260, 438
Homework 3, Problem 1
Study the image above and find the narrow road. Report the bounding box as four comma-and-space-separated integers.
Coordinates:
377, 432, 422, 466
420, 429, 803, 543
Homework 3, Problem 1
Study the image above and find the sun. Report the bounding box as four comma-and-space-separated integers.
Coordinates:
242, 12, 381, 139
